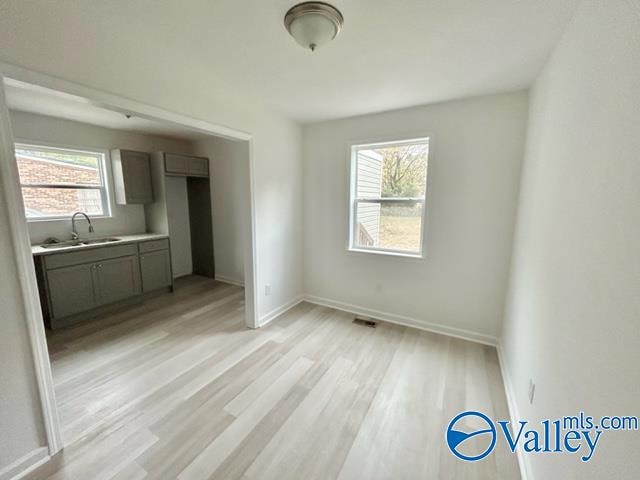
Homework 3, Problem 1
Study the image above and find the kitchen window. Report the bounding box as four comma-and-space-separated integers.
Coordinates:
348, 137, 429, 257
15, 143, 111, 221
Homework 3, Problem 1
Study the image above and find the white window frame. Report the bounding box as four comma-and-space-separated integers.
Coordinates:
347, 136, 430, 259
15, 142, 112, 222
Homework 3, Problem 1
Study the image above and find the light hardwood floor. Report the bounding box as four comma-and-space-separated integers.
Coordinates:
27, 275, 520, 480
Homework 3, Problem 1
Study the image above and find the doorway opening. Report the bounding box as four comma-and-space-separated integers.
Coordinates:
0, 70, 258, 454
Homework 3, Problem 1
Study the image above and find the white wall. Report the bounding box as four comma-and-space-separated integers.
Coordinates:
193, 136, 249, 286
9, 110, 194, 244
252, 120, 303, 321
0, 190, 47, 474
501, 2, 640, 479
303, 92, 528, 341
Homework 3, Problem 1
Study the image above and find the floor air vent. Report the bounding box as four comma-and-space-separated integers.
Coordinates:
353, 317, 377, 328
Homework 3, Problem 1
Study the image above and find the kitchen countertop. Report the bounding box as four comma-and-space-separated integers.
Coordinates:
31, 233, 169, 256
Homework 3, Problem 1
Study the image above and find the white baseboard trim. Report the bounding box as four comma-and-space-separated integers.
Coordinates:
214, 275, 245, 287
497, 342, 532, 480
258, 295, 304, 327
303, 294, 498, 346
0, 447, 49, 480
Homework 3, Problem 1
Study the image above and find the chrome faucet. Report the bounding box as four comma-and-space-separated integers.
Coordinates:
71, 212, 94, 240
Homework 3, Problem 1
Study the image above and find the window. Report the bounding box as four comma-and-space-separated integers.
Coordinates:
15, 143, 111, 221
349, 138, 429, 257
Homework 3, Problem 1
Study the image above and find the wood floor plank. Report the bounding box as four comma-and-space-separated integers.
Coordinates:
26, 276, 519, 480
243, 356, 355, 480
178, 356, 314, 480
338, 329, 448, 480
206, 383, 311, 480
110, 461, 147, 480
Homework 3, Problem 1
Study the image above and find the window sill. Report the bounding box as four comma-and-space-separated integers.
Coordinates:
27, 215, 112, 223
347, 247, 425, 260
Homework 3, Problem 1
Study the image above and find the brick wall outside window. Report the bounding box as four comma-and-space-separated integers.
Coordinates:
17, 155, 105, 217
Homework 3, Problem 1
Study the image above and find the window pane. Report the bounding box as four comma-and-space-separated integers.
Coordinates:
380, 143, 428, 198
16, 147, 102, 186
352, 138, 428, 255
378, 201, 423, 252
355, 201, 382, 247
356, 142, 428, 199
354, 200, 424, 253
356, 149, 383, 198
22, 187, 104, 218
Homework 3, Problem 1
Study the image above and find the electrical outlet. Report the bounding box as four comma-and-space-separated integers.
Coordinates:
264, 284, 271, 296
528, 379, 536, 404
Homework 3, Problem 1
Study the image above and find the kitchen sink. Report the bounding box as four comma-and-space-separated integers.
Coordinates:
81, 238, 121, 245
39, 237, 122, 249
40, 241, 84, 249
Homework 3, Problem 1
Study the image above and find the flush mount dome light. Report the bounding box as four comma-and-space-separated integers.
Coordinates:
284, 2, 344, 51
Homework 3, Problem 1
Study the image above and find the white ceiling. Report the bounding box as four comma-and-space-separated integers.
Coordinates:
0, 0, 581, 123
4, 80, 209, 140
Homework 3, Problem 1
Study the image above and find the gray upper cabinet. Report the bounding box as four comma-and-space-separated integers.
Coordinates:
95, 255, 141, 305
164, 153, 209, 177
140, 249, 172, 292
46, 263, 98, 319
112, 149, 154, 204
187, 156, 209, 176
164, 153, 188, 175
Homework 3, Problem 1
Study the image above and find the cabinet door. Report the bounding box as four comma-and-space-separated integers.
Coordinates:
164, 153, 188, 175
187, 157, 209, 177
47, 263, 98, 319
121, 150, 153, 203
95, 255, 141, 306
140, 249, 172, 292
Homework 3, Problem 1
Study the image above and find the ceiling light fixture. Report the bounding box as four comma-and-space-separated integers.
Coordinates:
284, 2, 344, 52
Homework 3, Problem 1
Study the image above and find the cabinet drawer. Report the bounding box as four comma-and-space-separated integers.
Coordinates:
139, 238, 169, 253
45, 244, 138, 270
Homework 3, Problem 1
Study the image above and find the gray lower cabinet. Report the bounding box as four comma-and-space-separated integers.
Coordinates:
37, 238, 172, 328
140, 249, 172, 292
46, 256, 141, 326
95, 255, 141, 305
46, 263, 98, 319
